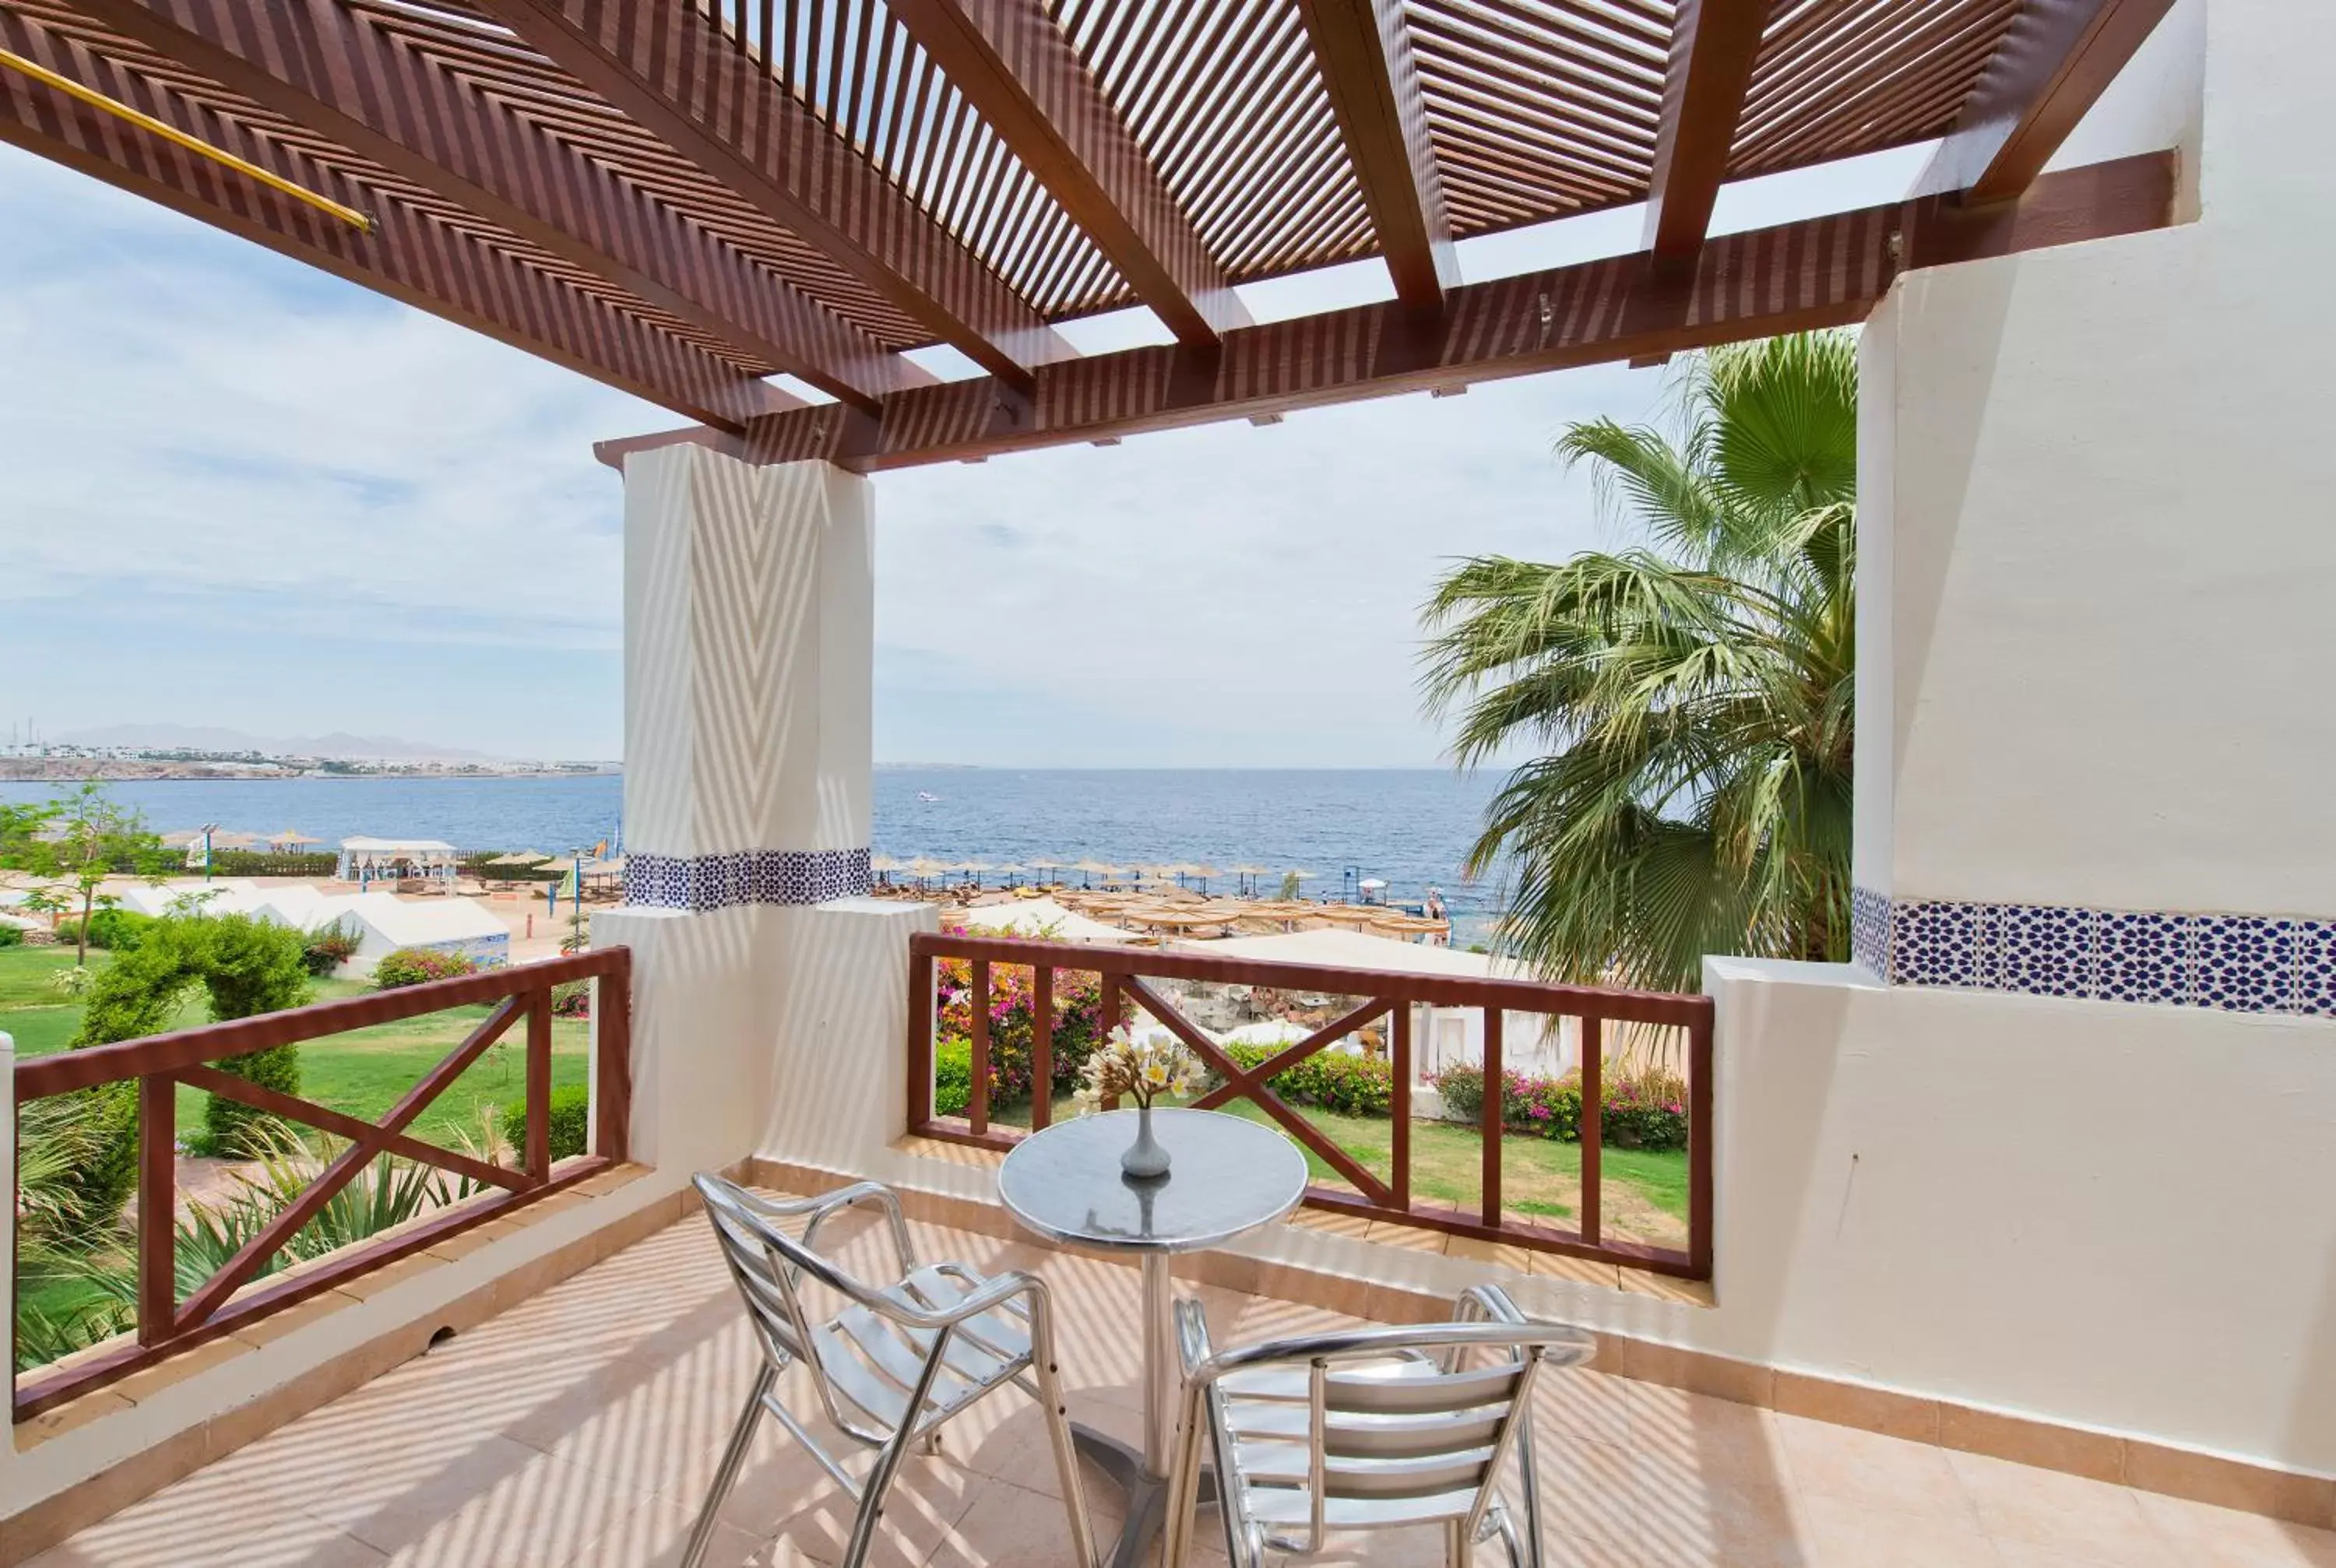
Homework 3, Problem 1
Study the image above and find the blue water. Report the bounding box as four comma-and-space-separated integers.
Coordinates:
0, 768, 1507, 934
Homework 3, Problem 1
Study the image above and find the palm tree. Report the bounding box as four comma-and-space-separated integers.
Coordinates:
1420, 331, 1857, 993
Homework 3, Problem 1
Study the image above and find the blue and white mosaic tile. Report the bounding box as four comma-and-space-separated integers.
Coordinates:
1859, 891, 2335, 1016
1850, 885, 1891, 978
1890, 898, 1997, 989
2299, 922, 2336, 1019
2096, 910, 2192, 1007
623, 848, 872, 912
2191, 915, 2299, 1013
1996, 903, 2097, 999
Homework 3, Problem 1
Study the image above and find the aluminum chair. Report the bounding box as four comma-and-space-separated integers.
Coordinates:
1161, 1284, 1595, 1567
683, 1174, 1098, 1568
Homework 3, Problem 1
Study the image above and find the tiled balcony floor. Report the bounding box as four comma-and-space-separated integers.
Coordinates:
30, 1197, 2336, 1568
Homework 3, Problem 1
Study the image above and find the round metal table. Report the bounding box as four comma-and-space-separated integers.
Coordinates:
998, 1109, 1308, 1568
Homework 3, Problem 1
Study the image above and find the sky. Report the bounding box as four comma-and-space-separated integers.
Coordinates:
0, 138, 1928, 768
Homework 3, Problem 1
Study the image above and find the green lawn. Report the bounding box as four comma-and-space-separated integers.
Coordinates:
0, 947, 589, 1145
990, 1088, 1690, 1246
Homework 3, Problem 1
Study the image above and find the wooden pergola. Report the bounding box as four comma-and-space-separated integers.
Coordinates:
0, 0, 2173, 469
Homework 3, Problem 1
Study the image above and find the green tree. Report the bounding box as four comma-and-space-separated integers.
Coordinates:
1420, 331, 1858, 992
0, 782, 169, 965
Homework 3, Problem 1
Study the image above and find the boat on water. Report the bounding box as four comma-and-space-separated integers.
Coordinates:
916, 790, 941, 803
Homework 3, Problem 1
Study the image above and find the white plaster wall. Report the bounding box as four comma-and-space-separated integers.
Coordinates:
623, 448, 874, 860
1870, 0, 2336, 912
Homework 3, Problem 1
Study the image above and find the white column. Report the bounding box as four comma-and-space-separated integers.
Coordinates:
593, 445, 880, 1176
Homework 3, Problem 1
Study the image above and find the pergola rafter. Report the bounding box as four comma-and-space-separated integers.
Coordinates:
0, 3, 793, 429
0, 0, 2193, 442
72, 0, 924, 410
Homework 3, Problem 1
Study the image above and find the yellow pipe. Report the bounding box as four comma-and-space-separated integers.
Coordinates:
0, 44, 372, 232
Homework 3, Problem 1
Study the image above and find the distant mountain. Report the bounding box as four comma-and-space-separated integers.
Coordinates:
52, 724, 505, 762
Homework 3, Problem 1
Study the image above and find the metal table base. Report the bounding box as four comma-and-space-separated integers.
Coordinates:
1071, 1422, 1214, 1568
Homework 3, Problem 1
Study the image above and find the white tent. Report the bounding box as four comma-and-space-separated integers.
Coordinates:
318, 892, 508, 972
1184, 926, 1511, 979
950, 896, 1138, 945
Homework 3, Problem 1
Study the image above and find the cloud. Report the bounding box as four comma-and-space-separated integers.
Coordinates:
0, 135, 1931, 765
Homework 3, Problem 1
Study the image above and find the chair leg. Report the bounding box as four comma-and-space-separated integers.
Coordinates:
682, 1365, 776, 1568
1030, 1303, 1100, 1568
1446, 1517, 1471, 1566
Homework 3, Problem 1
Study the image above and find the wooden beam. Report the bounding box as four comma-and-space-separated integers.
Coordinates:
0, 14, 789, 429
1293, 0, 1457, 313
76, 0, 920, 412
886, 0, 1247, 346
722, 152, 2174, 472
1921, 0, 2177, 204
479, 0, 1074, 388
1642, 0, 1770, 265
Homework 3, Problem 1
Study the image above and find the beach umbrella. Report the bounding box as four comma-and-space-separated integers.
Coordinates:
871, 853, 901, 885
1071, 858, 1117, 889
268, 828, 320, 848
993, 862, 1026, 888
906, 857, 946, 883
1230, 863, 1269, 895
486, 851, 548, 867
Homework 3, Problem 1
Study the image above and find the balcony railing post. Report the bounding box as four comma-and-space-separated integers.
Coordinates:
1690, 1005, 1715, 1279
1391, 1003, 1412, 1212
1099, 974, 1122, 1109
594, 953, 631, 1162
1580, 1015, 1602, 1247
1481, 1007, 1503, 1226
525, 990, 553, 1182
906, 942, 934, 1129
136, 1073, 176, 1345
969, 958, 992, 1135
1031, 965, 1054, 1130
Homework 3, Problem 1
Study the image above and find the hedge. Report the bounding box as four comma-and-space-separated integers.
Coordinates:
375, 947, 477, 989
1428, 1063, 1689, 1151
0, 923, 20, 948
499, 1084, 591, 1162
1218, 1041, 1392, 1116
935, 1039, 973, 1117
55, 909, 154, 951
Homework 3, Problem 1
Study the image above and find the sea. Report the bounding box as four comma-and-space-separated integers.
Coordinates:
0, 769, 1511, 944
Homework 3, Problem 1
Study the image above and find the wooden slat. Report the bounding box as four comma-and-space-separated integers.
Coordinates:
177, 1064, 524, 1194
16, 950, 629, 1098
736, 152, 2176, 469
887, 0, 1247, 345
594, 962, 632, 1162
135, 1074, 175, 1345
174, 997, 530, 1330
0, 12, 789, 431
1690, 1005, 1716, 1280
1579, 1014, 1602, 1247
1641, 0, 1770, 265
969, 958, 992, 1136
1292, 0, 1456, 311
1481, 1005, 1502, 1224
1391, 1002, 1412, 1212
525, 990, 553, 1182
72, 0, 918, 410
907, 945, 936, 1129
479, 0, 1076, 387
1921, 0, 2176, 203
14, 1157, 616, 1421
1030, 964, 1054, 1131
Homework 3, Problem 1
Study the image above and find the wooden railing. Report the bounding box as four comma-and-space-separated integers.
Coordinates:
906, 933, 1714, 1280
10, 948, 631, 1421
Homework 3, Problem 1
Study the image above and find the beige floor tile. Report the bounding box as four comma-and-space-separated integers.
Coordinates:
558, 1491, 799, 1568
1794, 1493, 1995, 1566
923, 1477, 1106, 1567
1948, 1450, 2179, 1567
2132, 1490, 2336, 1568
1626, 1384, 1796, 1499
758, 1454, 984, 1567
1775, 1413, 1976, 1523
26, 1510, 388, 1568
1631, 1477, 1811, 1568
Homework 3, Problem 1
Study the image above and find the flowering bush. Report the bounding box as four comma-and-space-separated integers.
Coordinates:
935, 1039, 975, 1117
934, 942, 1106, 1105
374, 947, 477, 990
1427, 1062, 1688, 1151
1073, 1025, 1198, 1113
1219, 1042, 1392, 1117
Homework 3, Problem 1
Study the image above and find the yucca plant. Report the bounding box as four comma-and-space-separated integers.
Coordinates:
1421, 331, 1858, 992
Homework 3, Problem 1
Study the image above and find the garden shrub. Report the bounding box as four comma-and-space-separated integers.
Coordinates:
1427, 1061, 1686, 1151
52, 909, 153, 951
302, 918, 362, 977
498, 1084, 591, 1162
0, 922, 21, 948
934, 1039, 973, 1117
550, 979, 592, 1018
374, 947, 477, 990
1219, 1042, 1392, 1116
934, 950, 1105, 1106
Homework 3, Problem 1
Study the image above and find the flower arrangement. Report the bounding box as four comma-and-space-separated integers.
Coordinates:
1071, 1025, 1198, 1115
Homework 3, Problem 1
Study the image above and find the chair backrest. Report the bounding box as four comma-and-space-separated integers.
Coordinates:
1184, 1296, 1595, 1552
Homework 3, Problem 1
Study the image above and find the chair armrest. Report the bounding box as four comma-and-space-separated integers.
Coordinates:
873, 1265, 1051, 1334
1172, 1296, 1216, 1377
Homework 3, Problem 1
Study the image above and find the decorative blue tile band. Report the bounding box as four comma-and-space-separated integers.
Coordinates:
1852, 886, 2336, 1016
623, 848, 872, 912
